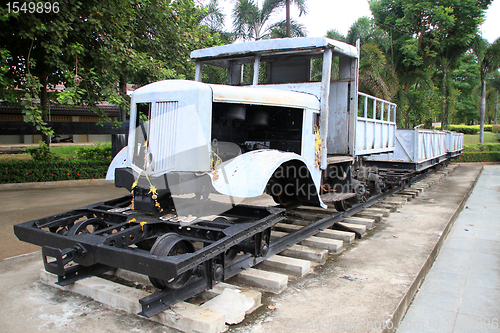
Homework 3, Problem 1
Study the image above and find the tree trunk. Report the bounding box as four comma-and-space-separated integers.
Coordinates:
285, 0, 290, 38
119, 76, 127, 122
440, 64, 448, 130
479, 79, 486, 143
40, 73, 50, 145
495, 91, 498, 124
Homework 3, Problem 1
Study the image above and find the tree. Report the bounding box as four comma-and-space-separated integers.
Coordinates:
284, 0, 307, 37
490, 72, 500, 124
0, 1, 86, 137
451, 51, 481, 124
0, 0, 217, 137
342, 17, 399, 103
369, 0, 491, 128
359, 43, 398, 101
199, 0, 226, 34
326, 30, 347, 43
474, 37, 500, 142
232, 0, 306, 41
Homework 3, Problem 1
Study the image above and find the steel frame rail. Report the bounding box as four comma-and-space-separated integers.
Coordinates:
13, 162, 444, 317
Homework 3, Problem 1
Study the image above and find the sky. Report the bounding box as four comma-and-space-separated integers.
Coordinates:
215, 0, 500, 43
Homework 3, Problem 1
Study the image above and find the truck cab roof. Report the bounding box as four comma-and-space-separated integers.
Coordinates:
190, 37, 358, 64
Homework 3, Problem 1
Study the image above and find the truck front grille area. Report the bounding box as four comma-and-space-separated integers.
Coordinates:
133, 101, 179, 174
149, 101, 179, 173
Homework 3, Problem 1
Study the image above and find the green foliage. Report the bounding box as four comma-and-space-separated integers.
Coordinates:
232, 0, 307, 40
326, 30, 347, 43
23, 141, 57, 162
19, 74, 54, 136
359, 43, 398, 101
346, 16, 391, 52
199, 0, 226, 34
492, 124, 500, 134
457, 151, 500, 162
330, 17, 399, 106
369, 0, 492, 128
451, 52, 481, 124
50, 145, 81, 160
463, 132, 499, 145
0, 0, 220, 129
462, 143, 500, 152
269, 19, 307, 39
0, 160, 109, 184
435, 124, 493, 134
458, 143, 500, 162
75, 142, 112, 161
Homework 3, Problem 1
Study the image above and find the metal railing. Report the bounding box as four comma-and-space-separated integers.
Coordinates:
358, 92, 397, 123
355, 92, 397, 155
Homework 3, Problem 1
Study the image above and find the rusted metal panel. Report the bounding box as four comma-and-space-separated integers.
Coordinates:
208, 150, 326, 208
320, 192, 356, 203
210, 84, 320, 110
106, 146, 128, 181
326, 55, 358, 157
253, 82, 323, 100
149, 101, 178, 173
445, 131, 464, 153
327, 81, 350, 155
365, 129, 448, 164
190, 37, 358, 61
126, 80, 213, 176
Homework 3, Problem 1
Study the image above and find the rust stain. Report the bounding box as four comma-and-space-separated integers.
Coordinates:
211, 85, 319, 110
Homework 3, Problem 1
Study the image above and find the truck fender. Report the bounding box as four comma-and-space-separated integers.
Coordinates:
106, 146, 129, 181
208, 150, 326, 208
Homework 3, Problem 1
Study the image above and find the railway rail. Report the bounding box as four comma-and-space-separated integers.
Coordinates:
14, 161, 449, 319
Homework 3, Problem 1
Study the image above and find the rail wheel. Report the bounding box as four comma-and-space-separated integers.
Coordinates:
135, 238, 157, 251
67, 218, 108, 235
271, 192, 297, 207
211, 217, 238, 263
149, 233, 195, 290
334, 199, 351, 212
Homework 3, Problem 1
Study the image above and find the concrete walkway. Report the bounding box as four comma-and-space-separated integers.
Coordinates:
398, 165, 500, 333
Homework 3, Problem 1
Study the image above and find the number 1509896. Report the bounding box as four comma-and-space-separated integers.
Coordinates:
6, 2, 59, 14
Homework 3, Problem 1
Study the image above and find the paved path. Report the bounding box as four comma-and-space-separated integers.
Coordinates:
0, 164, 487, 333
0, 181, 128, 260
398, 165, 500, 332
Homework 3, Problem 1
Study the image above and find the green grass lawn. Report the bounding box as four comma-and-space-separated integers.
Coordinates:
459, 132, 500, 162
0, 144, 106, 162
50, 145, 81, 159
0, 154, 31, 162
0, 146, 79, 162
464, 132, 499, 145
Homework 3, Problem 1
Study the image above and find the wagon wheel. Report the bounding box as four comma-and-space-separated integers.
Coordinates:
49, 224, 73, 235
211, 217, 238, 263
67, 218, 108, 235
271, 192, 298, 207
135, 237, 157, 251
149, 233, 195, 290
333, 199, 351, 212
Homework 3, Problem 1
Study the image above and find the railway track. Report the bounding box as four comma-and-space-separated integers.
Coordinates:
39, 164, 457, 333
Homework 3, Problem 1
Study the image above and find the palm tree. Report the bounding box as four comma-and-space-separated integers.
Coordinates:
474, 36, 500, 142
199, 0, 235, 44
284, 0, 307, 37
358, 43, 398, 101
232, 0, 307, 41
199, 0, 226, 34
345, 18, 398, 103
326, 29, 346, 43
490, 73, 500, 124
